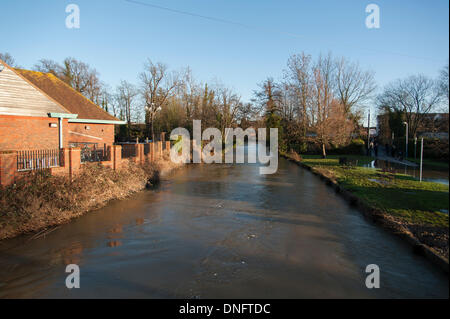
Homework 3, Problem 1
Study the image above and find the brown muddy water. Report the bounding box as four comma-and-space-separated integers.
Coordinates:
0, 155, 448, 298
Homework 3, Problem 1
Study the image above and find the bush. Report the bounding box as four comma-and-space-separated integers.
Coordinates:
329, 139, 365, 155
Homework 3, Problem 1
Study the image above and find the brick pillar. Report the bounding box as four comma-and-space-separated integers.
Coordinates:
137, 144, 145, 164
69, 148, 81, 179
157, 141, 163, 159
150, 142, 155, 161
113, 145, 122, 170
0, 152, 17, 187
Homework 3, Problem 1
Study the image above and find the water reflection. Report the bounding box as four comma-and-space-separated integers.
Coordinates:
366, 159, 449, 185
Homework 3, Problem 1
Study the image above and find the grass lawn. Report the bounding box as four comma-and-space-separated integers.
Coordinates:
295, 154, 449, 228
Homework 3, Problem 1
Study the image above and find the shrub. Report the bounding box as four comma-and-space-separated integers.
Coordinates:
329, 139, 365, 155
288, 149, 302, 162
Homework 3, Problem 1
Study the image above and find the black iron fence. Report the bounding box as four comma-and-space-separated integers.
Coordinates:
17, 149, 61, 171
70, 142, 109, 163
144, 143, 151, 156
120, 144, 137, 158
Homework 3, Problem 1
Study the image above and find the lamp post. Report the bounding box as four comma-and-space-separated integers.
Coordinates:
420, 138, 424, 182
414, 136, 417, 159
403, 122, 408, 159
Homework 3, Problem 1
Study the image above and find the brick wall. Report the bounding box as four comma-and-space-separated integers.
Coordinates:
0, 115, 65, 151
0, 142, 171, 187
68, 123, 114, 145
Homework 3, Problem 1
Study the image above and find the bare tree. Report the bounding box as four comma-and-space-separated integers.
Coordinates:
0, 52, 17, 67
335, 57, 376, 118
377, 74, 442, 137
285, 53, 313, 141
178, 67, 201, 125
34, 59, 63, 76
311, 54, 352, 158
115, 80, 138, 136
99, 84, 113, 113
215, 84, 242, 140
253, 77, 282, 116
61, 57, 103, 102
438, 63, 449, 107
140, 59, 180, 140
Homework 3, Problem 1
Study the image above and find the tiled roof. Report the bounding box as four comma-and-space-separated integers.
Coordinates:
15, 69, 119, 122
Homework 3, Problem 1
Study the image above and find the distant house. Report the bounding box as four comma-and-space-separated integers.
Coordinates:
0, 59, 124, 152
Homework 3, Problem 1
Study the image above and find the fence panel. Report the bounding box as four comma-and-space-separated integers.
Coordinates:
144, 143, 151, 156
17, 149, 61, 171
121, 144, 137, 159
70, 142, 108, 163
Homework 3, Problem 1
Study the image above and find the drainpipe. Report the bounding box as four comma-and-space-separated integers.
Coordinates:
48, 113, 79, 149
59, 117, 63, 149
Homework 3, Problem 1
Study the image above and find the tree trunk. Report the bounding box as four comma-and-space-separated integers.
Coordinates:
322, 143, 327, 158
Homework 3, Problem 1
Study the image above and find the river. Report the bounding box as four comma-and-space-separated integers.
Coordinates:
0, 153, 448, 298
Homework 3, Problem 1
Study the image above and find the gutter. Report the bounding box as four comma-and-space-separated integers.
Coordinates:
68, 118, 127, 125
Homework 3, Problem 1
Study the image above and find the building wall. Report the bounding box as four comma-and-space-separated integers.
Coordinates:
0, 63, 68, 117
0, 115, 69, 151
0, 116, 115, 152
68, 123, 115, 146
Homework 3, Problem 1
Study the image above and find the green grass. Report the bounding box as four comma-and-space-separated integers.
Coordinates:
294, 154, 449, 228
301, 154, 374, 167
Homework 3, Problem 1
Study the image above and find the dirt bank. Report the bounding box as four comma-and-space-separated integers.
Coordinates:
0, 153, 182, 240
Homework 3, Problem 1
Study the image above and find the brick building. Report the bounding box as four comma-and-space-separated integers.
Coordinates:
0, 59, 124, 152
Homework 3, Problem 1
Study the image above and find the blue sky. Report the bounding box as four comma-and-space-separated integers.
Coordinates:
1, 0, 448, 108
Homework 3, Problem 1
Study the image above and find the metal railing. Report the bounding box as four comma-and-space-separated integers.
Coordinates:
70, 142, 109, 163
121, 144, 137, 158
144, 143, 151, 155
17, 149, 61, 171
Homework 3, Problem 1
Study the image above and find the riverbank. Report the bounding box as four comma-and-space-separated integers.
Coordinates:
0, 153, 181, 240
282, 151, 449, 272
